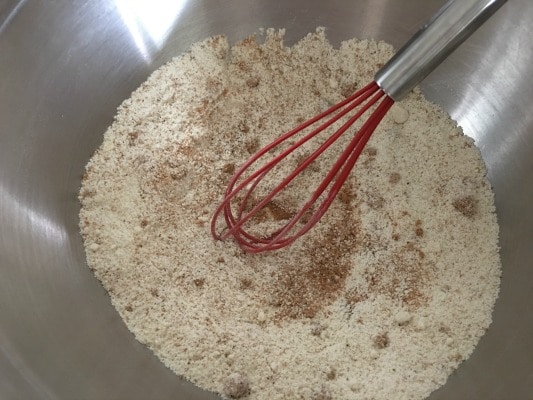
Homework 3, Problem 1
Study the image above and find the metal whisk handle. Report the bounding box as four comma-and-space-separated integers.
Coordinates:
374, 0, 507, 101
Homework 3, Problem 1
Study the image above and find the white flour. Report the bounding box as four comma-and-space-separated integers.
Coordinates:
79, 28, 501, 399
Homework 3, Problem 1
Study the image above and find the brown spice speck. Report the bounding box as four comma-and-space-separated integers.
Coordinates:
439, 325, 451, 335
341, 82, 358, 98
338, 183, 356, 205
374, 332, 390, 349
415, 227, 424, 237
125, 305, 133, 312
240, 278, 253, 289
195, 219, 206, 227
452, 353, 463, 362
80, 189, 96, 199
267, 201, 294, 221
365, 147, 377, 157
402, 288, 425, 307
345, 289, 368, 306
452, 195, 478, 218
245, 137, 260, 154
128, 131, 139, 145
236, 60, 250, 72
310, 323, 326, 336
389, 172, 401, 184
170, 172, 184, 180
194, 278, 205, 287
238, 121, 249, 133
246, 77, 260, 88
222, 163, 235, 174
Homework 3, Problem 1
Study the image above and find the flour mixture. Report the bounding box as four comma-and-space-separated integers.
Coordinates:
79, 28, 501, 399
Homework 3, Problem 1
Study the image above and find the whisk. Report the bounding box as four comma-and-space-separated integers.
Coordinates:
211, 0, 506, 253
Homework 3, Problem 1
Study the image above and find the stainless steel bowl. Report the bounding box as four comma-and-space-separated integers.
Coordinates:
1, 1, 531, 399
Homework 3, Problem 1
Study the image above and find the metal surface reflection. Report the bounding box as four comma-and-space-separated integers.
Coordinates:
452, 26, 527, 146
115, 0, 190, 62
0, 0, 531, 399
0, 0, 27, 35
0, 183, 66, 248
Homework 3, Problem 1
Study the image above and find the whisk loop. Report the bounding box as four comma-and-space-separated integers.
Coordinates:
211, 82, 394, 252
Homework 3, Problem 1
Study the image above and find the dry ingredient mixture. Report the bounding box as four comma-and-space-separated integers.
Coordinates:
79, 28, 501, 400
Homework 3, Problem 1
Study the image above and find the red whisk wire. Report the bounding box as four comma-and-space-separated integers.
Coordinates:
211, 81, 394, 253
